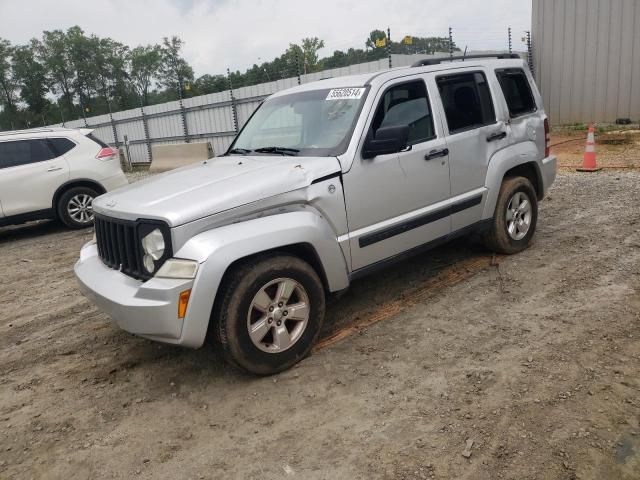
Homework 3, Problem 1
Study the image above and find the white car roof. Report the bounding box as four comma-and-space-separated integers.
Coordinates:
0, 127, 92, 141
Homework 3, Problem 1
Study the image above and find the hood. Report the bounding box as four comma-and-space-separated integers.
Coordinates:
93, 155, 342, 226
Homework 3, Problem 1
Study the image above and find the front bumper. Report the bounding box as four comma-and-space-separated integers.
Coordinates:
75, 242, 195, 345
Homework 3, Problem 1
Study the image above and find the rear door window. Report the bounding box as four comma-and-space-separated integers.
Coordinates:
0, 139, 54, 169
436, 72, 496, 134
86, 133, 109, 148
370, 79, 435, 145
495, 68, 536, 117
48, 138, 76, 157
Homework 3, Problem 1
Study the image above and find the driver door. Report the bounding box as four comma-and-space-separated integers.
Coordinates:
343, 75, 452, 271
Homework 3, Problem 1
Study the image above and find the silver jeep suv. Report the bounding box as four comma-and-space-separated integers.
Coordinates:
75, 54, 556, 374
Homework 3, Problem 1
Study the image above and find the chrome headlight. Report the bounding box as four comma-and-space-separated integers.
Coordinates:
141, 228, 166, 274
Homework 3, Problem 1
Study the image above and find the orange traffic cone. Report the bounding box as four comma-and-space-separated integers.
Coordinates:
576, 123, 601, 172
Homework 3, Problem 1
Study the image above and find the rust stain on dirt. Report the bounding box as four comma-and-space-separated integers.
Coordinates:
315, 254, 499, 351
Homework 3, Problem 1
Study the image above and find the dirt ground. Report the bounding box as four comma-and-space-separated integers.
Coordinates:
1, 170, 640, 480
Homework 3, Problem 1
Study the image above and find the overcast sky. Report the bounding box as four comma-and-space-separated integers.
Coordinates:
0, 0, 531, 77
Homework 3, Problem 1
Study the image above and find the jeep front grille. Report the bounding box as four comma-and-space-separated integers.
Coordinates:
94, 215, 146, 280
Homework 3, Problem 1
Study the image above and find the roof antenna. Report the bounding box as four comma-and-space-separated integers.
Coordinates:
462, 46, 468, 61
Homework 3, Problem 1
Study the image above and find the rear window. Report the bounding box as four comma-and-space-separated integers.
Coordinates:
86, 133, 109, 148
495, 69, 537, 117
436, 72, 496, 134
0, 139, 54, 169
48, 138, 76, 157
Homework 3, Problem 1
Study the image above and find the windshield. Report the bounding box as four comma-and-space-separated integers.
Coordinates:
229, 87, 368, 157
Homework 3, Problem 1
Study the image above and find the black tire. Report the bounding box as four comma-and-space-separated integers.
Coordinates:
57, 186, 99, 229
483, 176, 538, 254
212, 254, 326, 375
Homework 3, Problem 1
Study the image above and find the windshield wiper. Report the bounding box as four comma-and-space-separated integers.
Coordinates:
227, 148, 252, 155
253, 146, 300, 156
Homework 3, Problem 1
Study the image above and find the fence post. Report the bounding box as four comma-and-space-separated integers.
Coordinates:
177, 81, 190, 143
227, 68, 239, 133
107, 100, 120, 149
295, 48, 301, 85
387, 27, 392, 68
58, 104, 65, 127
525, 30, 534, 78
138, 95, 153, 164
508, 27, 512, 53
79, 97, 89, 128
123, 134, 132, 171
448, 27, 454, 59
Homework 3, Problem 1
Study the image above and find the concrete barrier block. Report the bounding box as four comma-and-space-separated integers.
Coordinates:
150, 142, 214, 172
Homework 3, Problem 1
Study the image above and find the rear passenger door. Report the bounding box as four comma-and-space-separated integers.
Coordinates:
495, 67, 544, 155
435, 70, 506, 231
0, 139, 70, 217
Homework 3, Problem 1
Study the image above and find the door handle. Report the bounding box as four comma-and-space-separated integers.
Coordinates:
424, 148, 449, 161
46, 167, 63, 172
486, 131, 507, 142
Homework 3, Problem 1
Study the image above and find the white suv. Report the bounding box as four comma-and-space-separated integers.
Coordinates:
0, 128, 128, 229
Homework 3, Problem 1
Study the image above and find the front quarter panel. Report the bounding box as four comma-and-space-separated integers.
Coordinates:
175, 211, 349, 348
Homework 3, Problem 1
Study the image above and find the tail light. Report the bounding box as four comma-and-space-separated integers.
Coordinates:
96, 147, 117, 160
544, 118, 550, 157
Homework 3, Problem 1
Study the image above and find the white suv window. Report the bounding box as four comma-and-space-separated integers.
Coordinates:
49, 138, 76, 157
0, 139, 54, 169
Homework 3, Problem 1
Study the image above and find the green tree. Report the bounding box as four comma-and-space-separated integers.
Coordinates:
12, 42, 50, 116
0, 39, 19, 121
127, 45, 162, 105
193, 73, 228, 95
36, 29, 75, 114
159, 36, 194, 98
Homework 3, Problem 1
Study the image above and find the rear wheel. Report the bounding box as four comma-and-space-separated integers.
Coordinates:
483, 176, 538, 254
57, 186, 99, 229
213, 254, 326, 375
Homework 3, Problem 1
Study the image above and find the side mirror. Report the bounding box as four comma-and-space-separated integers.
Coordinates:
362, 125, 410, 159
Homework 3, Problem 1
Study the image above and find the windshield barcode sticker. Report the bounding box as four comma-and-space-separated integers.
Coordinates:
326, 88, 365, 100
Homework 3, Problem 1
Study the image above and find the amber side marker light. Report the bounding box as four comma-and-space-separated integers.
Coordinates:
178, 289, 192, 319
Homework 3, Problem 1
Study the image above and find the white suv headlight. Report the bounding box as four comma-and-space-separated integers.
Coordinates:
141, 228, 165, 273
156, 259, 199, 279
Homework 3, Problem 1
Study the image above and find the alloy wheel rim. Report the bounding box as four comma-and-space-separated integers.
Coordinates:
67, 194, 94, 224
246, 277, 310, 353
506, 191, 532, 241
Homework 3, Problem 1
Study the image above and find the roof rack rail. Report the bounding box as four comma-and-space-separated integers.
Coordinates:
0, 126, 69, 137
411, 53, 521, 67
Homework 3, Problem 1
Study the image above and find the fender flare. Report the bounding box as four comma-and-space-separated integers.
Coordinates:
52, 178, 107, 215
482, 141, 543, 219
173, 211, 350, 348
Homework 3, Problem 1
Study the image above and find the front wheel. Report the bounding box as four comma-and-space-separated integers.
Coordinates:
483, 176, 538, 254
212, 254, 326, 375
57, 186, 99, 229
